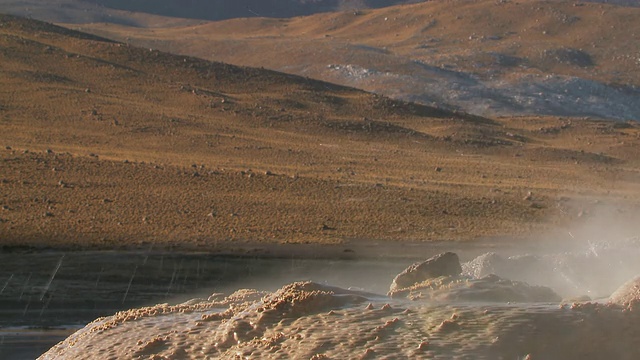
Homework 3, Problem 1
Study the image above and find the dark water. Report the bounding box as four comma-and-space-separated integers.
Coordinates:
5, 238, 638, 359
0, 329, 73, 360
0, 250, 418, 359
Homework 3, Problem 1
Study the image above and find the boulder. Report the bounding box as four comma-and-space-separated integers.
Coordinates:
389, 252, 462, 293
390, 273, 561, 302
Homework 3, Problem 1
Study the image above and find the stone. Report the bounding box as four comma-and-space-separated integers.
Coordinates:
390, 252, 462, 293
390, 273, 561, 302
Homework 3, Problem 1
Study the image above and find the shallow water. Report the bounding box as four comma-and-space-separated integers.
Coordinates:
0, 250, 415, 359
0, 328, 74, 360
3, 237, 640, 359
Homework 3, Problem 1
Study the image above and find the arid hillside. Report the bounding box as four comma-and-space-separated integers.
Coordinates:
71, 0, 640, 120
0, 0, 636, 26
0, 0, 422, 24
1, 14, 640, 253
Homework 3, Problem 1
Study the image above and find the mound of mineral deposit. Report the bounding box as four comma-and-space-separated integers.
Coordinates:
389, 252, 561, 302
40, 279, 640, 360
610, 276, 640, 307
38, 254, 640, 359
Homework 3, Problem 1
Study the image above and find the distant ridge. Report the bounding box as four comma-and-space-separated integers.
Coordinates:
67, 0, 640, 120
0, 0, 638, 27
0, 0, 426, 24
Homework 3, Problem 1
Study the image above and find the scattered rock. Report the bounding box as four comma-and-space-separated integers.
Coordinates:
437, 319, 460, 332
319, 224, 334, 231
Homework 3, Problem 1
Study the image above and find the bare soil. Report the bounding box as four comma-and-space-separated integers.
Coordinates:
1, 14, 640, 252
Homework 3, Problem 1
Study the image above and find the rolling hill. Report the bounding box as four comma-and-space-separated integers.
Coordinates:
64, 0, 640, 120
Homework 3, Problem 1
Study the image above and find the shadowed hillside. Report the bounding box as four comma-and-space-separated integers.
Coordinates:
72, 0, 640, 120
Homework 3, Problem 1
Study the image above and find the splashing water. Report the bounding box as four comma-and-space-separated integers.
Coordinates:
40, 255, 64, 301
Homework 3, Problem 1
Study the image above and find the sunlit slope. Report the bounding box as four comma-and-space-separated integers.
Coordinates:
1, 14, 640, 250
74, 0, 640, 119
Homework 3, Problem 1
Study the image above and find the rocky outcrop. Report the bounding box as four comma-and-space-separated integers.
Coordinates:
389, 252, 462, 294
609, 275, 640, 307
432, 274, 560, 302
389, 252, 561, 302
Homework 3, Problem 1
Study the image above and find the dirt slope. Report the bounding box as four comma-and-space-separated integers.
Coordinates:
1, 14, 640, 252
